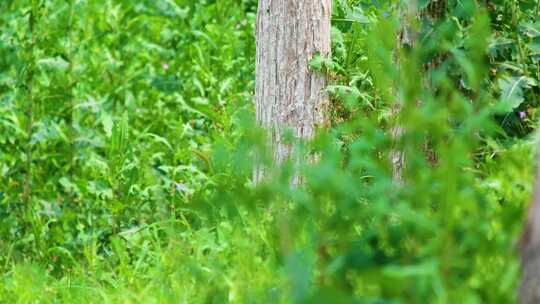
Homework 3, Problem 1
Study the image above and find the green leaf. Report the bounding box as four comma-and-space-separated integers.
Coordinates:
309, 54, 324, 71
327, 85, 363, 109
497, 76, 527, 112
144, 133, 173, 151
528, 41, 540, 55
346, 7, 369, 24
309, 53, 337, 72
101, 112, 114, 138
520, 21, 540, 38
37, 57, 69, 72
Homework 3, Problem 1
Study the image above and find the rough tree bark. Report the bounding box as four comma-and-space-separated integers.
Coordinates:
520, 148, 540, 304
254, 0, 331, 183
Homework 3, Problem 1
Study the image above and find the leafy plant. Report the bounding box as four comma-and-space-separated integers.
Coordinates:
0, 0, 537, 303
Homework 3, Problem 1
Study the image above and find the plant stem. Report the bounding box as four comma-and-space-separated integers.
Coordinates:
67, 0, 76, 200
23, 1, 36, 205
516, 34, 529, 77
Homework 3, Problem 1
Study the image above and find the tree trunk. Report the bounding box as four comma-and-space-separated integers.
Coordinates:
254, 0, 331, 183
390, 0, 447, 183
390, 2, 417, 183
520, 149, 540, 304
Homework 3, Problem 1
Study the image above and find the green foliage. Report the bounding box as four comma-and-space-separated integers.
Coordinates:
0, 0, 537, 303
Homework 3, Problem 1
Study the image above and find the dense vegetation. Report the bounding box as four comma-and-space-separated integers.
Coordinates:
0, 0, 539, 302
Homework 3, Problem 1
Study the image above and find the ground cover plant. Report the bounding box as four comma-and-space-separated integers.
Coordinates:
0, 0, 539, 303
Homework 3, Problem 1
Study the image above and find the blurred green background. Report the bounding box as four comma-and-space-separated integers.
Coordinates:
0, 0, 539, 303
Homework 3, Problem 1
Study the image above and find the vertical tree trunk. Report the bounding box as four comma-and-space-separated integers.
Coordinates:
254, 0, 331, 183
390, 2, 417, 183
520, 150, 540, 304
390, 0, 447, 183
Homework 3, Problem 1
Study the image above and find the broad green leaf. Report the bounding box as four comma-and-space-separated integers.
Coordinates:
528, 41, 540, 55
520, 21, 540, 38
497, 76, 527, 112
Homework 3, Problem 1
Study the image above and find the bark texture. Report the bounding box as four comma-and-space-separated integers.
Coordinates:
520, 149, 540, 304
390, 2, 417, 183
254, 0, 331, 182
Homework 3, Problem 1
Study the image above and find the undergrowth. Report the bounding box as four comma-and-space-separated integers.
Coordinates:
0, 0, 539, 303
